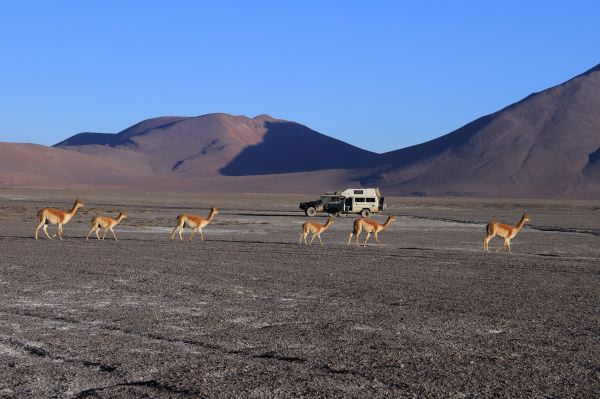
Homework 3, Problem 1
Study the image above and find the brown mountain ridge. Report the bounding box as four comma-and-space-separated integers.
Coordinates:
1, 63, 599, 198
362, 63, 600, 198
54, 113, 379, 177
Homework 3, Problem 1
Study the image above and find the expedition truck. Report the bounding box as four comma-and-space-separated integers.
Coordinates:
299, 188, 385, 217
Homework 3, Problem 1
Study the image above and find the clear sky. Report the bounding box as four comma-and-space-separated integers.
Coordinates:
0, 1, 598, 153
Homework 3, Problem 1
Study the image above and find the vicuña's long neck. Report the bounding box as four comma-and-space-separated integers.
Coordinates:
323, 219, 333, 230
516, 215, 527, 230
206, 210, 216, 223
67, 203, 80, 217
116, 215, 126, 224
382, 216, 393, 229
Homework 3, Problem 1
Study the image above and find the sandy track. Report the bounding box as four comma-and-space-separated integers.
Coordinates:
0, 190, 599, 397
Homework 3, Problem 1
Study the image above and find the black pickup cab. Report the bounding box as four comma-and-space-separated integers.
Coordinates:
299, 194, 344, 216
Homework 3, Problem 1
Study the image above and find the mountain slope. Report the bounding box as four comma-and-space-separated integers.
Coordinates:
0, 142, 358, 193
361, 63, 600, 198
0, 143, 149, 188
4, 63, 600, 198
55, 114, 379, 177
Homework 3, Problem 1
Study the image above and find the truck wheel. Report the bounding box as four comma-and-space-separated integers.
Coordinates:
360, 209, 371, 218
306, 207, 316, 217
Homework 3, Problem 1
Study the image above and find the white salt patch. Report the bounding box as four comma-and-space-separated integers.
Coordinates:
119, 226, 266, 235
354, 325, 383, 332
230, 316, 253, 324
0, 343, 21, 357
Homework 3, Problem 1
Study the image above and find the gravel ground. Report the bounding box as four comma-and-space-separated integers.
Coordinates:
0, 189, 599, 398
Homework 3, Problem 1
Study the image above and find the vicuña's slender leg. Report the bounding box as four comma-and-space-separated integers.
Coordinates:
318, 235, 324, 245
496, 239, 508, 253
374, 232, 382, 246
347, 233, 353, 245
42, 224, 54, 239
507, 240, 512, 255
484, 233, 494, 252
364, 232, 371, 247
200, 230, 205, 241
35, 222, 44, 240
172, 220, 185, 241
189, 228, 198, 241
45, 224, 53, 239
86, 227, 94, 240
110, 228, 117, 241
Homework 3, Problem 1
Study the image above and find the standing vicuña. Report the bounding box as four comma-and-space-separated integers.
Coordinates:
348, 215, 396, 247
34, 198, 85, 240
483, 213, 530, 254
86, 211, 127, 241
299, 216, 334, 245
171, 207, 219, 241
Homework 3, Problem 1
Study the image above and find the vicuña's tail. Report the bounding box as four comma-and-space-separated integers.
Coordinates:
37, 209, 44, 222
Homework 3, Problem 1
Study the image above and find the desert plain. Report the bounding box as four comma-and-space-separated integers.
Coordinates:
0, 188, 598, 398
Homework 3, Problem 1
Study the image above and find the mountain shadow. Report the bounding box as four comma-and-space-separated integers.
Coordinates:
220, 121, 379, 175
54, 132, 120, 147
53, 117, 188, 147
379, 114, 495, 167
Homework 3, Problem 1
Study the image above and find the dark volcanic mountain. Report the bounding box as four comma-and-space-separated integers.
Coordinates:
359, 63, 600, 198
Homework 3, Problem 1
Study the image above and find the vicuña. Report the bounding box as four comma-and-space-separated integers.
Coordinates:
171, 207, 219, 241
348, 215, 396, 247
34, 198, 85, 240
299, 216, 334, 245
483, 213, 530, 254
86, 211, 128, 241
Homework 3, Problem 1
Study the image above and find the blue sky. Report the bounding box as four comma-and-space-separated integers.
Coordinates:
0, 1, 598, 152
